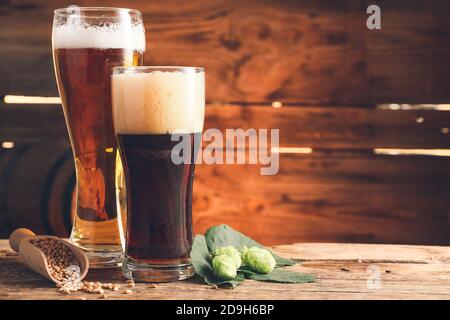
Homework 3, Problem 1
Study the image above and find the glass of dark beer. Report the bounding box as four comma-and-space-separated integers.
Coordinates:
111, 66, 205, 282
52, 7, 145, 267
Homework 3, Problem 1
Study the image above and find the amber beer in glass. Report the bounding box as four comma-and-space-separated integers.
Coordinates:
52, 7, 145, 267
112, 67, 205, 281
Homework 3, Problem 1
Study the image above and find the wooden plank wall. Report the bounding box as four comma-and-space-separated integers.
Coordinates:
0, 0, 449, 245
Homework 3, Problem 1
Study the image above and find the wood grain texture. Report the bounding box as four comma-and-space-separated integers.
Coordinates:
1, 0, 450, 104
1, 241, 449, 300
204, 104, 450, 149
193, 153, 450, 245
272, 243, 450, 263
2, 104, 450, 149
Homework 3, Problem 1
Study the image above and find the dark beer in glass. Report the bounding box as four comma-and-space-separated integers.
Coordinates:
112, 67, 205, 281
52, 7, 145, 267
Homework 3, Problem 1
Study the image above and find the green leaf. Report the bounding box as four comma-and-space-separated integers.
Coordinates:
205, 224, 295, 267
190, 235, 213, 280
191, 235, 245, 288
241, 268, 316, 284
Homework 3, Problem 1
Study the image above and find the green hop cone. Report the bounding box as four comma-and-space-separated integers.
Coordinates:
238, 246, 249, 267
212, 246, 242, 269
241, 246, 276, 274
212, 254, 238, 280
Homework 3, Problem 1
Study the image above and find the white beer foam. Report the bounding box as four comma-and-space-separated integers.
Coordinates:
112, 70, 205, 134
53, 24, 145, 51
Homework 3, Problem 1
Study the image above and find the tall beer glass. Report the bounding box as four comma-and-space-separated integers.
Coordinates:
52, 7, 145, 267
112, 67, 205, 281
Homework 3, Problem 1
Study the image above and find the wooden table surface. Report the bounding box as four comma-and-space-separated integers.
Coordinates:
0, 240, 449, 300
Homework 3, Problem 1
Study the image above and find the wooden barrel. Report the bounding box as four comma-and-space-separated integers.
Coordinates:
0, 142, 75, 238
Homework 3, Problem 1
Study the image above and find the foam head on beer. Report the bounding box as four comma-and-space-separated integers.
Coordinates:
53, 8, 145, 51
111, 68, 205, 135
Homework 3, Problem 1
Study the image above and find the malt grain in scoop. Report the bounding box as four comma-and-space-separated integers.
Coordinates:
9, 228, 89, 285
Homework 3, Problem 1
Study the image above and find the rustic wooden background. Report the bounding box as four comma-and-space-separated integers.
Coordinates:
0, 0, 449, 245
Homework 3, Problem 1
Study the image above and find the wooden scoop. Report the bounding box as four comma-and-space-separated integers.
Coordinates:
9, 228, 89, 285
